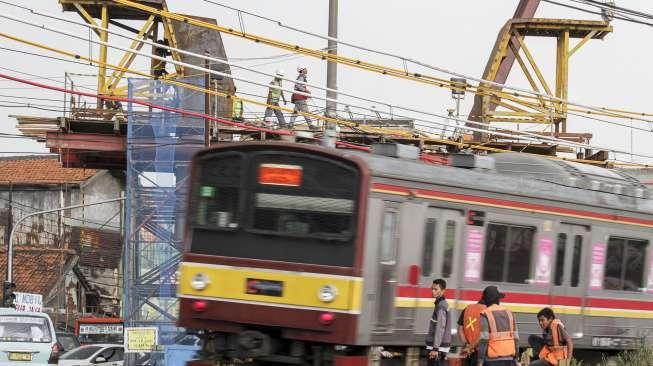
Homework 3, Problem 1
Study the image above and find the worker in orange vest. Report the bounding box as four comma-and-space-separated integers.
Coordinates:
528, 308, 573, 366
476, 286, 520, 366
457, 297, 486, 366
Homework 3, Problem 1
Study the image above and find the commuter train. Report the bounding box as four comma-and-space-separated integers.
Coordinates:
177, 141, 653, 364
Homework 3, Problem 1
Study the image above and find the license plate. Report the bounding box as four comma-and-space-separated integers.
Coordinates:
8, 352, 32, 361
246, 278, 283, 297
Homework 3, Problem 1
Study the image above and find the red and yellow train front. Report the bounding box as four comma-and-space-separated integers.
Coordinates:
177, 143, 367, 349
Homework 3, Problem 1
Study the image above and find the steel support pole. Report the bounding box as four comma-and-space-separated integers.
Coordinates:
325, 0, 338, 118
6, 197, 125, 283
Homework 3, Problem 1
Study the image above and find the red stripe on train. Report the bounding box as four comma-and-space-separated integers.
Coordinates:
396, 286, 652, 310
372, 183, 653, 227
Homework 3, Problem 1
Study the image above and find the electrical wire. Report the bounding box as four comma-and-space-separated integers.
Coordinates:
2, 13, 645, 159
195, 0, 653, 122
3, 70, 650, 167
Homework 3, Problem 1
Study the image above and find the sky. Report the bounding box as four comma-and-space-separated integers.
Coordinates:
0, 0, 652, 166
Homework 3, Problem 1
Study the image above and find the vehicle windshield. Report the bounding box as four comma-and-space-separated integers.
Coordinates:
0, 315, 51, 343
57, 334, 80, 351
59, 345, 101, 360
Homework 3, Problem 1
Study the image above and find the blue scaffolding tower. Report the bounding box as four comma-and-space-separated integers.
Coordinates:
124, 78, 205, 364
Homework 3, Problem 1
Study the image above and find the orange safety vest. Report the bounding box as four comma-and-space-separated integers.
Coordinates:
463, 303, 487, 348
539, 319, 569, 366
482, 305, 516, 359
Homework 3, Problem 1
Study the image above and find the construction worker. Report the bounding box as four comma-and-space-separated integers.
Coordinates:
289, 65, 315, 130
477, 286, 519, 366
458, 297, 487, 366
264, 70, 287, 128
231, 87, 243, 122
528, 308, 573, 366
152, 40, 171, 78
426, 278, 452, 366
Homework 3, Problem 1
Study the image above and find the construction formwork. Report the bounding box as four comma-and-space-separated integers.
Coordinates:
124, 77, 205, 363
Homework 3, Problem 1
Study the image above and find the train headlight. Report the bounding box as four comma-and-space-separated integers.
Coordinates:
190, 273, 210, 290
318, 285, 338, 303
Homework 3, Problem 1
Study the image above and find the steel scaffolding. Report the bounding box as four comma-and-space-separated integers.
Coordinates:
124, 77, 205, 363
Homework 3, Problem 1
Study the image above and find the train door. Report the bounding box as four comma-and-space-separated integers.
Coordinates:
374, 205, 400, 330
550, 223, 588, 335
413, 207, 463, 333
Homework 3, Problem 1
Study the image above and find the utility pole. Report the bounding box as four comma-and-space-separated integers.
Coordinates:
7, 197, 125, 283
325, 0, 338, 118
3, 184, 12, 282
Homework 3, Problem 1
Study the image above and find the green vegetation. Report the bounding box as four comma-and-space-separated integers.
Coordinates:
602, 345, 653, 366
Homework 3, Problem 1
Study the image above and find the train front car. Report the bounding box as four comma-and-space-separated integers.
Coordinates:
177, 142, 368, 363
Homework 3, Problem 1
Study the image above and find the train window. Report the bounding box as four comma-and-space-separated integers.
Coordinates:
195, 154, 242, 229
571, 235, 583, 287
603, 237, 649, 291
441, 221, 456, 278
554, 233, 567, 286
483, 223, 535, 284
380, 211, 398, 262
421, 219, 436, 276
249, 153, 358, 240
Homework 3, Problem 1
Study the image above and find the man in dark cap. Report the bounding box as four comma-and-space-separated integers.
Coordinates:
477, 286, 520, 366
458, 296, 486, 366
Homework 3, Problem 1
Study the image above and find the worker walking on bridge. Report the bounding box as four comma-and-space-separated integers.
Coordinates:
290, 65, 316, 130
264, 70, 287, 128
528, 308, 573, 366
231, 87, 243, 122
477, 286, 520, 366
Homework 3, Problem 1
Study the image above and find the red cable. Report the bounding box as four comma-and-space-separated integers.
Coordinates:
0, 72, 372, 151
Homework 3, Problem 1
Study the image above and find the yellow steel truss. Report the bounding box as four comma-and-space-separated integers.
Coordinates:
59, 0, 184, 100
479, 19, 612, 133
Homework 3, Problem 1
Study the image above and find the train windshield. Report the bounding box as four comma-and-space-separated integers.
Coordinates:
190, 150, 360, 267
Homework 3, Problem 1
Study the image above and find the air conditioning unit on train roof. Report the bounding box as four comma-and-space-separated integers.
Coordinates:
450, 153, 495, 170
371, 143, 420, 160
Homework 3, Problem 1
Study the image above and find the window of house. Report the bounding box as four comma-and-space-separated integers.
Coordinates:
554, 233, 567, 286
483, 223, 535, 283
441, 221, 456, 278
421, 219, 436, 276
603, 237, 648, 291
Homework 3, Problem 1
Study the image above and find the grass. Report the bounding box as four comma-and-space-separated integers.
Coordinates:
602, 345, 653, 366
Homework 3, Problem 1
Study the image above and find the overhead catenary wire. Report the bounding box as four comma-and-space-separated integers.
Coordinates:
2, 70, 651, 168
196, 0, 653, 122
0, 39, 648, 166
2, 12, 647, 159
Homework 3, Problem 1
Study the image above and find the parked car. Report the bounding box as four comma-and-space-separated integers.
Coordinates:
58, 344, 123, 366
54, 332, 80, 354
0, 308, 60, 364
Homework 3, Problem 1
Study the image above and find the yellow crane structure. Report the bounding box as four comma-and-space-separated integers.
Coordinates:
468, 18, 612, 147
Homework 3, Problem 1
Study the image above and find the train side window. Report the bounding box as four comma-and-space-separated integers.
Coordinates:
554, 233, 567, 286
441, 220, 456, 278
195, 154, 243, 229
571, 235, 583, 287
421, 219, 436, 276
483, 223, 535, 284
603, 237, 649, 291
380, 211, 398, 263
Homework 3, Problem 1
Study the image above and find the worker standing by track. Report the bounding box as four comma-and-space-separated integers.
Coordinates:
477, 286, 520, 366
426, 278, 452, 366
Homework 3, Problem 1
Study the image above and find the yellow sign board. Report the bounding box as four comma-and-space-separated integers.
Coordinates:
124, 327, 158, 353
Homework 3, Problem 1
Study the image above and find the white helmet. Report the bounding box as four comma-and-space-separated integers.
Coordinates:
275, 69, 285, 77
297, 64, 307, 72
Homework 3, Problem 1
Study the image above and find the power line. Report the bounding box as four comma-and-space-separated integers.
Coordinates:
3, 12, 644, 157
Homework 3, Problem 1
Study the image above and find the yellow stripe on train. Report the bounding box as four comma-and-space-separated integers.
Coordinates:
178, 262, 363, 313
394, 298, 653, 319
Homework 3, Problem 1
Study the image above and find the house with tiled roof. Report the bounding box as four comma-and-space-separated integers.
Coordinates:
0, 156, 123, 326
